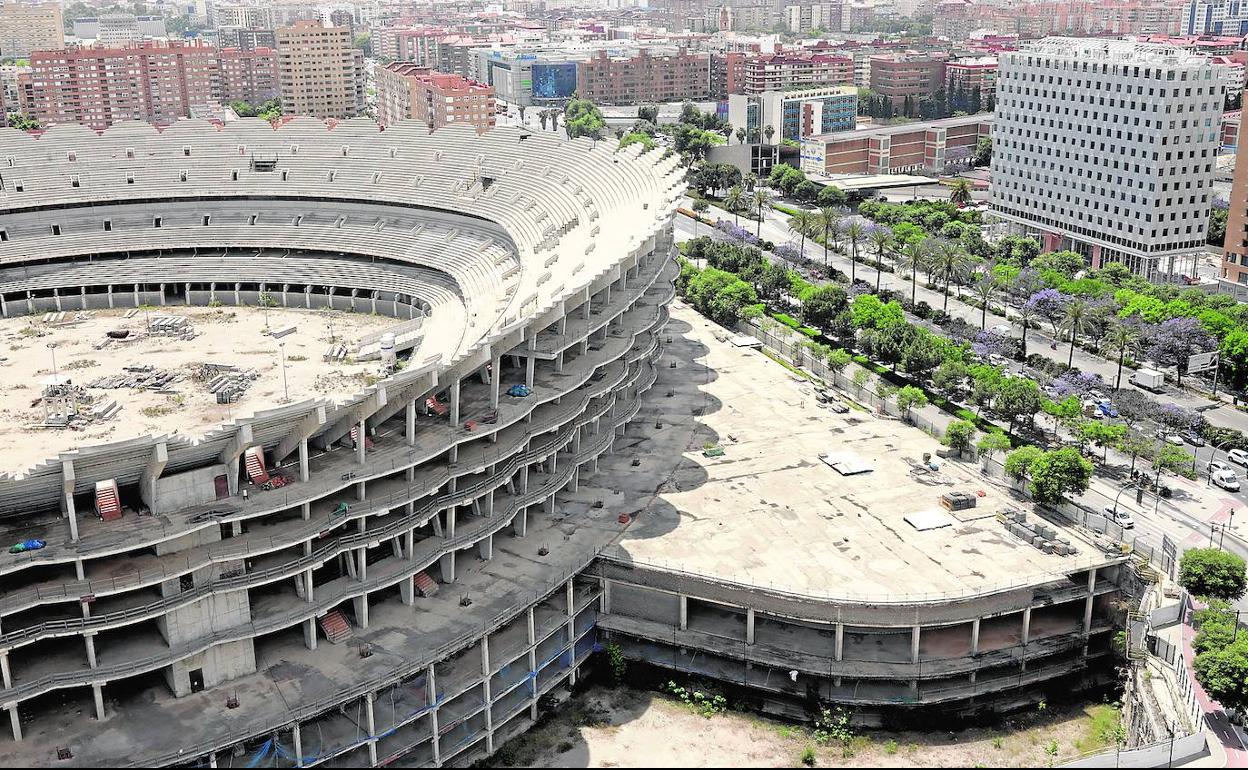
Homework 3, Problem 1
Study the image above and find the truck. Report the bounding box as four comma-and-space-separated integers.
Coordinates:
1129, 368, 1165, 392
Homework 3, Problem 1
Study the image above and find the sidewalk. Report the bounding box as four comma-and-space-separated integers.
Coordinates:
1180, 602, 1248, 767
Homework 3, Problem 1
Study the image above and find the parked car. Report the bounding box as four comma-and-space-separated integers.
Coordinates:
1097, 401, 1118, 418
1210, 460, 1235, 476
1228, 448, 1248, 467
1182, 431, 1206, 447
990, 324, 1012, 335
1103, 506, 1136, 529
1213, 470, 1242, 492
1155, 429, 1185, 447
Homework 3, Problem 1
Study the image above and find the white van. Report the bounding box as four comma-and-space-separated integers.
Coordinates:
1213, 469, 1242, 492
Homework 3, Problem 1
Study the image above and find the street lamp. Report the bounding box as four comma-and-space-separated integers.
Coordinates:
1207, 439, 1237, 487
46, 342, 58, 383
1109, 481, 1138, 517
278, 342, 289, 403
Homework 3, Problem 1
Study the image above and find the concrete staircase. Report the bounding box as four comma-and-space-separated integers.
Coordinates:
318, 610, 353, 644
95, 480, 122, 522
414, 571, 439, 598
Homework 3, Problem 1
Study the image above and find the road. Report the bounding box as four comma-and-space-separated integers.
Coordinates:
677, 200, 1248, 438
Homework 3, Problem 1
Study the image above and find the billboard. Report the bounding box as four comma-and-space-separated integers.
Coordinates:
532, 62, 578, 100
1188, 351, 1219, 373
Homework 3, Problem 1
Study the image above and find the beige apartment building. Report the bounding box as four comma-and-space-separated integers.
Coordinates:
0, 2, 64, 58
276, 21, 363, 119
375, 62, 495, 133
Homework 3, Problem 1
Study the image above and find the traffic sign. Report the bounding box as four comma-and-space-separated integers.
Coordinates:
1188, 351, 1219, 373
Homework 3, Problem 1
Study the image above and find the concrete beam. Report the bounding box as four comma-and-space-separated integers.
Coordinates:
138, 441, 168, 511
315, 385, 388, 451
367, 369, 438, 429
274, 405, 327, 464
219, 425, 253, 496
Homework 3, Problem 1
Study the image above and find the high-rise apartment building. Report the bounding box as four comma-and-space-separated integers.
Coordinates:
1181, 0, 1248, 35
870, 53, 949, 110
1220, 141, 1248, 293
375, 62, 495, 133
219, 47, 281, 105
0, 2, 63, 58
741, 53, 854, 95
784, 2, 844, 33
990, 38, 1228, 280
217, 28, 278, 52
276, 21, 364, 119
575, 48, 710, 105
20, 42, 224, 130
214, 5, 277, 30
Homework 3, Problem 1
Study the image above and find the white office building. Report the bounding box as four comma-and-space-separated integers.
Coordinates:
990, 37, 1229, 281
1181, 0, 1248, 36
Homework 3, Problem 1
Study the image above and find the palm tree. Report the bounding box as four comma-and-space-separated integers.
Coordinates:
844, 220, 866, 283
1060, 297, 1095, 368
724, 185, 745, 226
1101, 319, 1142, 390
971, 271, 1001, 330
743, 172, 758, 192
897, 240, 929, 307
788, 209, 815, 258
763, 125, 775, 144
928, 239, 974, 311
720, 122, 733, 145
1015, 302, 1037, 358
869, 226, 892, 293
752, 188, 772, 238
818, 206, 841, 268
735, 127, 746, 145
949, 179, 973, 207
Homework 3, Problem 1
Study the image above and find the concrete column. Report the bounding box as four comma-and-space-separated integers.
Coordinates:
401, 574, 416, 606
85, 633, 98, 668
8, 705, 21, 741
970, 618, 981, 656
303, 569, 314, 603
527, 606, 537, 645
439, 551, 456, 583
911, 626, 921, 665
293, 723, 303, 768
479, 533, 493, 561
0, 652, 11, 689
298, 438, 309, 482
406, 400, 417, 446
514, 509, 527, 537
445, 508, 457, 539
364, 695, 377, 765
450, 377, 461, 426
93, 683, 105, 720
62, 459, 79, 543
303, 618, 318, 651
679, 595, 688, 631
1021, 607, 1032, 646
301, 502, 310, 521
526, 356, 535, 388
355, 420, 366, 465
490, 355, 501, 409
555, 351, 564, 374
746, 608, 755, 645
355, 480, 365, 502
354, 593, 369, 630
602, 579, 612, 615
835, 623, 844, 662
1083, 568, 1097, 634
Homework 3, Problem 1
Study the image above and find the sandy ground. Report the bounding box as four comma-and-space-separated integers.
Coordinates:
494, 685, 1122, 769
0, 306, 394, 472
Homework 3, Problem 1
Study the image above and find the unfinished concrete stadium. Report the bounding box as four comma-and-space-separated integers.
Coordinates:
0, 118, 1132, 768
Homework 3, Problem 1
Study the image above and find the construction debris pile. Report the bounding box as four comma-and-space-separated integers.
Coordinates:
145, 315, 197, 339
88, 365, 181, 392
189, 363, 259, 404
37, 379, 119, 428
998, 509, 1079, 557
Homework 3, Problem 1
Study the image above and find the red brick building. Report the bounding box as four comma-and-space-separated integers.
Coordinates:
869, 53, 949, 110
375, 62, 495, 133
575, 48, 710, 105
20, 41, 223, 130
219, 47, 280, 106
800, 115, 991, 175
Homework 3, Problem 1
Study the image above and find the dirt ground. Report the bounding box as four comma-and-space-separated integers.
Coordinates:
493, 684, 1122, 769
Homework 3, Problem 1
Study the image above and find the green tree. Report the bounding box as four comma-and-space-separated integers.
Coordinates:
1032, 250, 1086, 280
1195, 638, 1248, 710
1004, 445, 1043, 482
895, 385, 929, 421
724, 185, 745, 226
977, 431, 1012, 463
1027, 448, 1093, 503
949, 178, 972, 206
691, 198, 710, 237
564, 98, 605, 140
1180, 548, 1248, 601
1060, 297, 1096, 368
1075, 421, 1127, 463
799, 284, 848, 330
869, 225, 892, 293
752, 188, 772, 238
844, 220, 866, 283
932, 360, 969, 395
1101, 319, 1143, 390
971, 136, 992, 167
685, 268, 758, 326
818, 185, 848, 207
826, 348, 852, 374
897, 239, 929, 307
971, 271, 1001, 330
944, 419, 976, 453
1116, 431, 1157, 473
995, 377, 1043, 435
927, 239, 975, 311
850, 294, 905, 331
817, 206, 842, 268
788, 209, 816, 259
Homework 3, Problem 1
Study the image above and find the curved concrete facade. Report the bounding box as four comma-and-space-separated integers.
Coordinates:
0, 118, 680, 768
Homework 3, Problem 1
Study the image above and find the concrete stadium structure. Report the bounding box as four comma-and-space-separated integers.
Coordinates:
0, 118, 681, 767
0, 117, 1134, 769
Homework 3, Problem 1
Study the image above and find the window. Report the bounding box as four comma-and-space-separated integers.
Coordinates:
154, 217, 162, 228
103, 220, 111, 232
50, 224, 60, 236
202, 215, 211, 226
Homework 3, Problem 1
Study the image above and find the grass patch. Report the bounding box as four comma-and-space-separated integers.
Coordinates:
761, 348, 810, 380
1074, 704, 1124, 754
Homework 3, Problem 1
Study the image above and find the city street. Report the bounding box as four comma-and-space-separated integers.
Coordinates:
677, 199, 1248, 438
